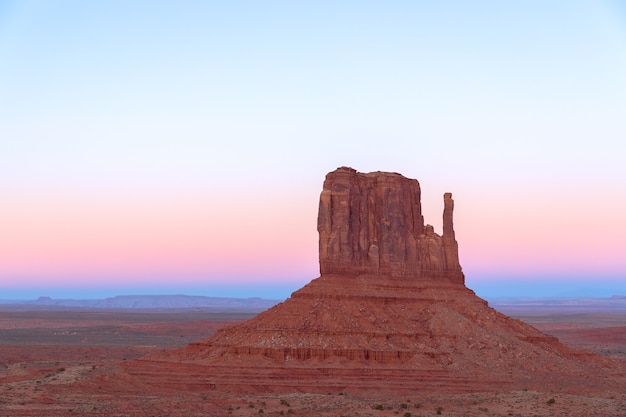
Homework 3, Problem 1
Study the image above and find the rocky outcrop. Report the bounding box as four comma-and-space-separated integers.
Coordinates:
121, 167, 618, 396
318, 167, 463, 282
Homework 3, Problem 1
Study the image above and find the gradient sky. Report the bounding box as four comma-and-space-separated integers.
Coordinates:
1, 1, 625, 299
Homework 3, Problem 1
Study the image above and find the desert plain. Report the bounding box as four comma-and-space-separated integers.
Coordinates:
1, 300, 625, 417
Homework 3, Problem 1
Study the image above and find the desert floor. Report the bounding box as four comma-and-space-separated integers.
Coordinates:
1, 304, 625, 417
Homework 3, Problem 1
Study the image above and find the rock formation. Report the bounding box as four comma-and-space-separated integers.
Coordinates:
120, 167, 618, 396
318, 167, 463, 282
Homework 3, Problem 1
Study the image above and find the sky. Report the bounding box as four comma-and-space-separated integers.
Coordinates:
1, 1, 625, 300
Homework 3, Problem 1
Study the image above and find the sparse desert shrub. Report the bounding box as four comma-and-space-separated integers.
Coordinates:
400, 403, 408, 409
258, 409, 264, 414
547, 398, 555, 405
436, 406, 443, 414
373, 404, 384, 410
403, 413, 411, 417
280, 399, 290, 406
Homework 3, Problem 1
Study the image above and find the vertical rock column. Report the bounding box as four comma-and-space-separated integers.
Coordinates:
442, 193, 464, 284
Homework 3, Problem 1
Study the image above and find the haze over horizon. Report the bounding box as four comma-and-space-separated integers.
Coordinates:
1, 1, 625, 300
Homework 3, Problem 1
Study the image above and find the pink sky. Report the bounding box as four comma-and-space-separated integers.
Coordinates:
2, 179, 625, 299
0, 190, 318, 286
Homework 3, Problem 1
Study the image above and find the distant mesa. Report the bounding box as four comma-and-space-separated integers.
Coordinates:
120, 167, 621, 396
7, 295, 279, 310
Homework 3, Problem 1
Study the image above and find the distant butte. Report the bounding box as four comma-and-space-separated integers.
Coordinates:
118, 167, 621, 396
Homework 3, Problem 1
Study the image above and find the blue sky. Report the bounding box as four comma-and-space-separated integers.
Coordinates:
1, 1, 625, 299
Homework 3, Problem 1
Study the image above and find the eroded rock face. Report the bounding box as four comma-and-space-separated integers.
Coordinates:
318, 167, 463, 283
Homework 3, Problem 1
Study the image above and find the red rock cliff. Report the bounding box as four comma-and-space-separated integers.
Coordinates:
317, 167, 463, 283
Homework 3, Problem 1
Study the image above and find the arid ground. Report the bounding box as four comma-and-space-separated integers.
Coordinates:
1, 303, 625, 417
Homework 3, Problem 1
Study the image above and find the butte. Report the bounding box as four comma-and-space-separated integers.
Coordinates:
122, 167, 620, 396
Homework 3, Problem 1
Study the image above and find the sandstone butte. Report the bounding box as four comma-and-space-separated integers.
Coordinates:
114, 167, 622, 397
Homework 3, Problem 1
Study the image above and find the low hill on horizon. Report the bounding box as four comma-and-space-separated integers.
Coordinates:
0, 294, 281, 310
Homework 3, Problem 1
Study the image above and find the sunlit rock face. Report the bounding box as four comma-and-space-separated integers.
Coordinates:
317, 167, 463, 283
